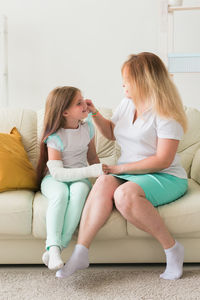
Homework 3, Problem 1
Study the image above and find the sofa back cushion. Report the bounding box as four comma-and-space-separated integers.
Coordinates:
94, 108, 117, 165
95, 107, 200, 178
178, 107, 200, 177
36, 106, 200, 178
0, 108, 38, 168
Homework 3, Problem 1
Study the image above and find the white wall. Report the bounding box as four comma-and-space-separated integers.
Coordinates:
0, 0, 200, 111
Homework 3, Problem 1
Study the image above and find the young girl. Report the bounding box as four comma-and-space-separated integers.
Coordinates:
37, 86, 103, 270
56, 52, 188, 280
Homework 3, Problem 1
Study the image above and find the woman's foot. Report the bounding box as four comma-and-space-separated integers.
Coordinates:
160, 241, 184, 280
56, 244, 89, 278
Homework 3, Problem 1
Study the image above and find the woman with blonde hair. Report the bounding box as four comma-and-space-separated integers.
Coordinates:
56, 53, 188, 280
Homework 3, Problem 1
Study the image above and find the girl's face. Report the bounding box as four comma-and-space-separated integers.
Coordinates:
63, 91, 88, 121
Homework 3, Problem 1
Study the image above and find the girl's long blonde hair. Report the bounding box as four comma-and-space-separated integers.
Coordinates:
36, 86, 80, 187
122, 52, 187, 132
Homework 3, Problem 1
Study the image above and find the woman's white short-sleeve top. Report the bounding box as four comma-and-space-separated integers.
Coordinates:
111, 97, 187, 179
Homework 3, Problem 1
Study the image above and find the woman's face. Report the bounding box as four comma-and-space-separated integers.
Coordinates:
122, 68, 135, 99
122, 78, 131, 98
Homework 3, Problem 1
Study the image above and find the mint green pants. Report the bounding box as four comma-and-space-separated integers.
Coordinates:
41, 175, 91, 250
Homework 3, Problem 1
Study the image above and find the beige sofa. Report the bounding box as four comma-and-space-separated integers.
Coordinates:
1, 106, 200, 264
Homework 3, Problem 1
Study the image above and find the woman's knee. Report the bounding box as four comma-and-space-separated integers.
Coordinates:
94, 174, 114, 186
93, 174, 120, 193
114, 183, 142, 214
85, 175, 118, 207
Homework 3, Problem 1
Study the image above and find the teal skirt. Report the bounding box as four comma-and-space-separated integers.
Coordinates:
112, 173, 188, 207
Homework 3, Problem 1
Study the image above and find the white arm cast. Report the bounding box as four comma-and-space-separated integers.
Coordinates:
47, 160, 103, 182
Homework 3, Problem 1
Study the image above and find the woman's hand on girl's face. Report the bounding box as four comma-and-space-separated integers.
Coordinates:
102, 164, 122, 175
85, 99, 96, 113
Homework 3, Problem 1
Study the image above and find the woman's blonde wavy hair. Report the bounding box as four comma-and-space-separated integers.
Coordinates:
122, 52, 187, 132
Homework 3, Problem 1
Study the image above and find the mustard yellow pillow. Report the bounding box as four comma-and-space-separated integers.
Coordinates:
0, 127, 37, 192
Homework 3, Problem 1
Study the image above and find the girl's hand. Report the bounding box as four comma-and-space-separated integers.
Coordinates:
85, 99, 96, 114
102, 164, 122, 175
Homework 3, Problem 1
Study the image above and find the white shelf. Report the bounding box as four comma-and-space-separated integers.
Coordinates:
167, 5, 200, 73
168, 6, 200, 12
168, 53, 200, 73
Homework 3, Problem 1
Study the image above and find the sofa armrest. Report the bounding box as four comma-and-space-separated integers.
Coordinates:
191, 148, 200, 184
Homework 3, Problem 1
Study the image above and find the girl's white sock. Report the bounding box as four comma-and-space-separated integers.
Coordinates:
48, 246, 64, 270
160, 241, 184, 280
56, 244, 89, 278
42, 251, 49, 267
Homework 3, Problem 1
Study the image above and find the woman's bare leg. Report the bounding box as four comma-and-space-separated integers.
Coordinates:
56, 175, 123, 278
114, 182, 184, 280
114, 182, 174, 248
78, 175, 123, 248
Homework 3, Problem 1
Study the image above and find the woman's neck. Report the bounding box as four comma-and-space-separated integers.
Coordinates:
135, 105, 150, 117
132, 101, 152, 123
135, 103, 151, 116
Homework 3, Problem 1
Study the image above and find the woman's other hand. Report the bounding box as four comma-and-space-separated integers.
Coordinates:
102, 164, 122, 175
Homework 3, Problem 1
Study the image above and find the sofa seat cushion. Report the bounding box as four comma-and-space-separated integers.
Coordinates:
127, 179, 200, 238
0, 190, 34, 235
32, 192, 127, 240
32, 192, 48, 238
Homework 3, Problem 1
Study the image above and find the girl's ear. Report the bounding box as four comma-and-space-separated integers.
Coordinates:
63, 110, 68, 117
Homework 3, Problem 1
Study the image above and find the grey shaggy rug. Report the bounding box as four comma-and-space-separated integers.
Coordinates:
0, 264, 200, 300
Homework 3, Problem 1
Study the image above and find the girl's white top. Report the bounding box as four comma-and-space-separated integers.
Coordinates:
111, 97, 187, 179
45, 117, 94, 168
